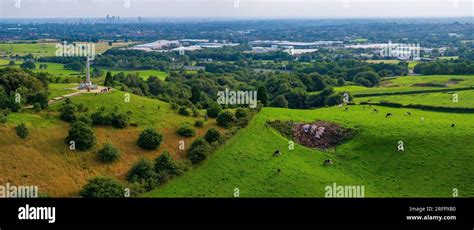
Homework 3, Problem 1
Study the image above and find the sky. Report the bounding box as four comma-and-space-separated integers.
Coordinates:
0, 0, 473, 19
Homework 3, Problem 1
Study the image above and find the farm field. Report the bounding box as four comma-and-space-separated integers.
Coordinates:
0, 43, 57, 57
0, 59, 168, 80
106, 69, 168, 80
0, 90, 218, 196
335, 75, 474, 95
0, 41, 132, 57
355, 89, 474, 108
146, 106, 474, 197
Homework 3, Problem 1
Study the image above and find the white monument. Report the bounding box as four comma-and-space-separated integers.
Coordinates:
78, 56, 98, 90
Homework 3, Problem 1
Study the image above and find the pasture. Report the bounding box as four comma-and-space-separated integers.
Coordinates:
146, 106, 474, 197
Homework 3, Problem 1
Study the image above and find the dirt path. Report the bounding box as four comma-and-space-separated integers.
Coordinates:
23, 86, 110, 109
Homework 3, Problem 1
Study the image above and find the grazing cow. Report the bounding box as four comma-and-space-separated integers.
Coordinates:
386, 113, 393, 118
273, 150, 282, 157
451, 124, 455, 128
324, 159, 333, 166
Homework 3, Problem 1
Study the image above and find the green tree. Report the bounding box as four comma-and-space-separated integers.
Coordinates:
97, 143, 120, 163
65, 121, 96, 151
216, 110, 234, 128
154, 151, 180, 176
20, 61, 36, 70
127, 158, 157, 189
257, 86, 269, 106
15, 123, 29, 139
137, 128, 163, 150
204, 128, 221, 143
206, 103, 222, 118
177, 123, 196, 137
270, 95, 288, 108
80, 177, 125, 198
104, 71, 114, 87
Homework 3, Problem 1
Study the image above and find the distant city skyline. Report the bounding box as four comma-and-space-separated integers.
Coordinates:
1, 0, 473, 19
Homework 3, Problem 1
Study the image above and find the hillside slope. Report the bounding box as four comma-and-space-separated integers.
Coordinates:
146, 106, 474, 197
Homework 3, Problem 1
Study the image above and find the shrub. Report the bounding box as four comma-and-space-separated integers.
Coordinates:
194, 120, 204, 127
188, 145, 208, 164
79, 177, 125, 198
188, 137, 211, 164
178, 107, 190, 116
137, 128, 163, 150
154, 151, 180, 176
98, 143, 120, 163
127, 158, 157, 190
15, 123, 29, 139
59, 103, 77, 122
91, 107, 112, 126
206, 103, 222, 118
65, 121, 96, 151
235, 108, 248, 119
111, 112, 129, 128
76, 115, 93, 126
204, 128, 221, 143
177, 123, 196, 137
216, 110, 234, 128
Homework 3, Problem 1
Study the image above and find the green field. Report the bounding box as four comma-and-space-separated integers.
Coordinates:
355, 89, 474, 108
106, 69, 168, 80
146, 106, 474, 197
0, 41, 132, 58
0, 43, 57, 57
0, 59, 168, 80
335, 75, 474, 95
48, 83, 79, 99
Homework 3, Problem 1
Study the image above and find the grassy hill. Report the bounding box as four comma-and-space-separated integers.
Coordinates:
335, 75, 474, 95
355, 89, 474, 108
0, 90, 217, 197
145, 105, 474, 197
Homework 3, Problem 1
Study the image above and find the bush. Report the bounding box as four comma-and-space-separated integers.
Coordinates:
206, 103, 222, 118
235, 108, 248, 119
178, 107, 190, 116
111, 112, 129, 128
194, 120, 204, 127
204, 128, 221, 143
15, 123, 29, 139
65, 121, 96, 151
76, 115, 93, 126
177, 123, 196, 137
154, 151, 180, 176
91, 107, 112, 126
59, 103, 77, 122
79, 177, 125, 198
188, 137, 211, 164
98, 143, 120, 163
127, 158, 157, 190
216, 110, 234, 128
137, 128, 163, 150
